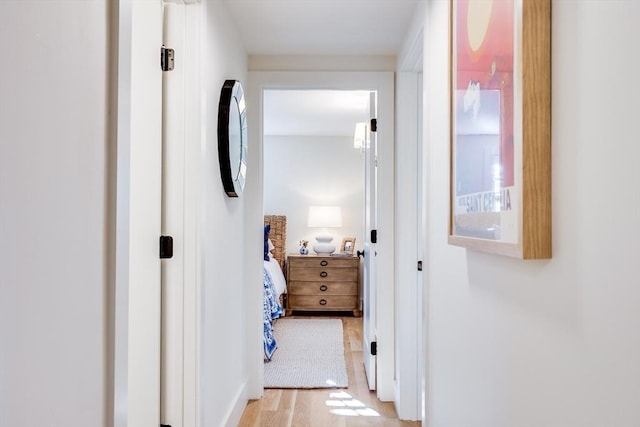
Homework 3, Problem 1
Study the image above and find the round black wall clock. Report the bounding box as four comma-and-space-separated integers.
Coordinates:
217, 79, 247, 197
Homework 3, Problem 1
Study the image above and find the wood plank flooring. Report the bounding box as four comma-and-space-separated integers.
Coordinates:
238, 316, 421, 426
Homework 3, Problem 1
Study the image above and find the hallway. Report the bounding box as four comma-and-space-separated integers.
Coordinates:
238, 316, 420, 426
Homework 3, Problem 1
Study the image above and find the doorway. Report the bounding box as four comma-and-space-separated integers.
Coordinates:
262, 88, 371, 388
245, 71, 396, 402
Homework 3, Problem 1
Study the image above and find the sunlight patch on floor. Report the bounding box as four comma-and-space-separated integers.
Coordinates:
325, 391, 381, 417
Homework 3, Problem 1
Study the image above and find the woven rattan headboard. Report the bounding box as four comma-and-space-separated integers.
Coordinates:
264, 215, 287, 271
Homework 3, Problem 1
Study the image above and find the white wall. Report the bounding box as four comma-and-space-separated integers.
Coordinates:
424, 1, 640, 426
249, 55, 396, 72
200, 1, 249, 425
264, 135, 364, 254
0, 2, 110, 426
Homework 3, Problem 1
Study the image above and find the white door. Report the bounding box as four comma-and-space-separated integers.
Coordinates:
160, 3, 185, 427
362, 92, 378, 391
159, 2, 201, 426
114, 2, 163, 426
118, 3, 200, 425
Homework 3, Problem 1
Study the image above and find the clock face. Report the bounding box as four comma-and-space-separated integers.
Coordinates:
217, 79, 247, 197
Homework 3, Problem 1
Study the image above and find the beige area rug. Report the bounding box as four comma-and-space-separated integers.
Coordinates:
264, 318, 348, 389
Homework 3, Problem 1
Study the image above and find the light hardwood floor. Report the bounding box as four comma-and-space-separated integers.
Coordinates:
238, 316, 421, 426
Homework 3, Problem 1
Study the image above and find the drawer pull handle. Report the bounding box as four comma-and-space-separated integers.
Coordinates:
320, 285, 328, 292
319, 299, 327, 305
320, 260, 328, 266
320, 271, 328, 278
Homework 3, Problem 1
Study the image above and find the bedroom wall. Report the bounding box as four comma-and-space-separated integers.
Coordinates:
200, 1, 250, 425
423, 1, 640, 426
0, 2, 110, 426
264, 135, 365, 255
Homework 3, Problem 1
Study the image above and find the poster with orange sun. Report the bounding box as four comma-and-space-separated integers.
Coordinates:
451, 0, 518, 244
449, 0, 552, 259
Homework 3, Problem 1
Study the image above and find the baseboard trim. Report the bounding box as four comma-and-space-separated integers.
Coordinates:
223, 381, 248, 427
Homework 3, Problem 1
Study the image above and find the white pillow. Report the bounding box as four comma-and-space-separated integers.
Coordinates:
264, 257, 287, 296
268, 238, 275, 252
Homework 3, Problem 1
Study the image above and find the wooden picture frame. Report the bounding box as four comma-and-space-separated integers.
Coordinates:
449, 0, 551, 259
340, 237, 356, 255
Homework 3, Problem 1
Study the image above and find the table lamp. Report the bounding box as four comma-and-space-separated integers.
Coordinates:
307, 205, 342, 255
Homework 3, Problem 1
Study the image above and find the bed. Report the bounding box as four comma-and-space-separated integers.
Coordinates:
263, 215, 288, 361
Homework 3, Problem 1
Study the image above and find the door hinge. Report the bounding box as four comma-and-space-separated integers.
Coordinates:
417, 260, 423, 271
371, 341, 377, 356
160, 235, 174, 259
370, 229, 377, 244
370, 118, 377, 132
161, 45, 175, 71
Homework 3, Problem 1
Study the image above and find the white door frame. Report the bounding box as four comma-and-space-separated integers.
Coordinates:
180, 3, 202, 426
395, 22, 425, 420
395, 71, 421, 420
246, 71, 396, 401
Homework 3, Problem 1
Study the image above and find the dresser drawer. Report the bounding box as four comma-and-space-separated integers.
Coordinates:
288, 267, 357, 282
288, 256, 357, 269
287, 295, 358, 311
288, 281, 357, 296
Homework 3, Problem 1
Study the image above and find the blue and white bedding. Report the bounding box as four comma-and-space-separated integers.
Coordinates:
264, 255, 287, 296
263, 257, 286, 361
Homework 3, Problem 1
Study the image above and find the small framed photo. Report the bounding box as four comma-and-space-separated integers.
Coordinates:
340, 237, 356, 255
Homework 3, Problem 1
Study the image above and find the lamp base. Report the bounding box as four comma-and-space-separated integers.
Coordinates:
313, 236, 335, 255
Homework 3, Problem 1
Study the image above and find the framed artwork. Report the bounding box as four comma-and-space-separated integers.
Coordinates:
449, 0, 551, 259
340, 237, 356, 255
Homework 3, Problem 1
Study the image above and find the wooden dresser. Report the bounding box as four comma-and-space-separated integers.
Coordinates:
286, 255, 360, 317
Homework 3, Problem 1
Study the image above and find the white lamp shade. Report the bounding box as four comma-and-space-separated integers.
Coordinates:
307, 206, 342, 228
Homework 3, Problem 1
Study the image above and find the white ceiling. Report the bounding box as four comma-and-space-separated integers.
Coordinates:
222, 0, 421, 56
223, 0, 420, 136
